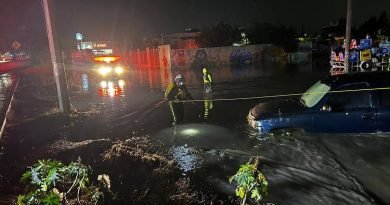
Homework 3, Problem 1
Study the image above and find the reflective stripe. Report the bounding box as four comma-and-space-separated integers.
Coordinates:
165, 82, 175, 98
165, 82, 189, 100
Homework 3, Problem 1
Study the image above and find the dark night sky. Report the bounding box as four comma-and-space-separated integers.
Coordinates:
1, 0, 390, 49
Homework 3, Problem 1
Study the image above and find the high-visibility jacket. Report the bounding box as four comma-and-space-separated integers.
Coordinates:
165, 82, 192, 101
203, 73, 212, 84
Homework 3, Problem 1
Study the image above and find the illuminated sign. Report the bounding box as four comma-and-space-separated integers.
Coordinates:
94, 43, 108, 48
94, 56, 120, 63
80, 42, 93, 49
76, 33, 83, 41
360, 49, 372, 61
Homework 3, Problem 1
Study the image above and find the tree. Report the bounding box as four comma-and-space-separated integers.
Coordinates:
358, 11, 390, 38
198, 22, 242, 47
199, 21, 298, 52
377, 11, 390, 36
248, 23, 298, 52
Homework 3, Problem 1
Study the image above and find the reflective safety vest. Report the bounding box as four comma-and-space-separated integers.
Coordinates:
203, 73, 212, 84
165, 82, 191, 101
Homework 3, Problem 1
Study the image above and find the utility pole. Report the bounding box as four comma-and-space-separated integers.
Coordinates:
344, 0, 352, 73
42, 0, 71, 113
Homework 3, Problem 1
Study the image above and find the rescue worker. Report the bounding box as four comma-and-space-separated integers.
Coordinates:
203, 97, 213, 120
165, 74, 193, 125
202, 67, 213, 94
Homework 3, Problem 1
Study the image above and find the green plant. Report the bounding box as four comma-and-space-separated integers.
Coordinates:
229, 157, 268, 205
18, 159, 105, 205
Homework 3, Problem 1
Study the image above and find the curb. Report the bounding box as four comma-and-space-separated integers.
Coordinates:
0, 79, 20, 141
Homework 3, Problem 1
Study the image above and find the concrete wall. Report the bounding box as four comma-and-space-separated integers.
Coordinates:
170, 44, 276, 70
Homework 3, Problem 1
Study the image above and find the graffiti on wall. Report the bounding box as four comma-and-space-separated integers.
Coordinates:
191, 49, 209, 70
170, 44, 272, 69
172, 48, 226, 69
230, 48, 253, 64
206, 47, 222, 66
158, 45, 172, 89
171, 49, 188, 69
176, 49, 186, 66
252, 47, 265, 62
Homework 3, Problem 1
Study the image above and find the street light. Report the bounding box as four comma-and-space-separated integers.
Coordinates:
76, 32, 83, 50
161, 34, 164, 45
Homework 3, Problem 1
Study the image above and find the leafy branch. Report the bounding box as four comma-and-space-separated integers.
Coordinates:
229, 157, 268, 205
18, 159, 109, 205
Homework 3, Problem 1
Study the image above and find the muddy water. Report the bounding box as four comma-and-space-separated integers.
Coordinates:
66, 61, 390, 205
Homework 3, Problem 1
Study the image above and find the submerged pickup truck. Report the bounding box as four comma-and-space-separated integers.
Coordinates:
248, 72, 390, 134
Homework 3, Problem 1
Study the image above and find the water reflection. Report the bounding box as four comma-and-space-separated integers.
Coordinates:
107, 60, 327, 93
98, 79, 125, 97
133, 66, 161, 89
230, 63, 254, 80
160, 124, 244, 173
171, 145, 202, 173
202, 97, 214, 120
0, 73, 13, 89
0, 73, 15, 117
68, 61, 324, 97
81, 74, 89, 93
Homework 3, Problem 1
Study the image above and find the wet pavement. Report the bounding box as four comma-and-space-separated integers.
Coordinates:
0, 72, 17, 138
61, 61, 390, 205
1, 60, 389, 204
0, 73, 16, 111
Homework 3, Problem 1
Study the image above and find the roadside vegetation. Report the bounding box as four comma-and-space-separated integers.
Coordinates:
229, 157, 268, 205
17, 159, 111, 205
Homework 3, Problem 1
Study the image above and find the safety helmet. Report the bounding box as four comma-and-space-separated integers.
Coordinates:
175, 74, 183, 81
202, 68, 207, 74
175, 74, 185, 86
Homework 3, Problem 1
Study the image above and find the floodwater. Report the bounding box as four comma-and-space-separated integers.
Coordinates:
0, 73, 17, 129
66, 60, 390, 205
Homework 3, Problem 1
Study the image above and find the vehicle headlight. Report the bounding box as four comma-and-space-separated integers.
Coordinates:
108, 81, 114, 88
118, 80, 125, 88
100, 81, 108, 88
98, 66, 112, 75
114, 66, 124, 74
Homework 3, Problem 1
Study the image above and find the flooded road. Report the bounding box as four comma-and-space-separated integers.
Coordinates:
66, 61, 390, 205
0, 73, 16, 110
0, 73, 17, 136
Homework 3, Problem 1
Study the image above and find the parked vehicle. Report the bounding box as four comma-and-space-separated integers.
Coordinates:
248, 72, 390, 134
0, 52, 14, 62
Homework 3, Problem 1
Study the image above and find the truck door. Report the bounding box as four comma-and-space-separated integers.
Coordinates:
375, 84, 390, 132
313, 83, 376, 133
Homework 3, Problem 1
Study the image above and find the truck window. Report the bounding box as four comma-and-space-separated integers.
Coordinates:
326, 83, 371, 112
379, 89, 390, 106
